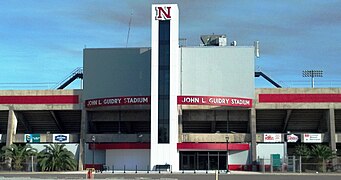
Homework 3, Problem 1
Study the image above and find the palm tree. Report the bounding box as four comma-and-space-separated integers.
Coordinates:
311, 144, 335, 160
311, 144, 336, 172
37, 144, 77, 171
1, 144, 37, 171
294, 144, 311, 158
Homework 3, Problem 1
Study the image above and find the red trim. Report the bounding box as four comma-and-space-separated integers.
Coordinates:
85, 96, 150, 108
229, 164, 252, 171
259, 94, 341, 103
89, 143, 150, 150
178, 96, 252, 108
84, 164, 103, 170
177, 143, 249, 151
0, 95, 79, 104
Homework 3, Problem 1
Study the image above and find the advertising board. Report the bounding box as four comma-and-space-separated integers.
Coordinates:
53, 134, 70, 143
264, 133, 282, 142
303, 133, 322, 143
24, 134, 41, 143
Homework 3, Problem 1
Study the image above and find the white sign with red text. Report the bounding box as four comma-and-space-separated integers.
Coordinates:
264, 133, 282, 142
303, 133, 322, 143
287, 134, 299, 143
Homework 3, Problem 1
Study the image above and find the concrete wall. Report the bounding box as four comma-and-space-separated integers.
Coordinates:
255, 88, 341, 109
181, 47, 255, 99
229, 150, 250, 165
182, 110, 249, 121
257, 143, 284, 164
89, 111, 150, 122
83, 48, 151, 100
106, 149, 150, 170
0, 90, 82, 110
86, 134, 150, 143
85, 143, 106, 165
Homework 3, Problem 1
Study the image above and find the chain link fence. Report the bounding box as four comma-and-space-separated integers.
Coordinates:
258, 156, 341, 173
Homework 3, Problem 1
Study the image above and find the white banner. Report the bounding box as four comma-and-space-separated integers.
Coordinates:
0, 134, 2, 141
303, 133, 322, 143
53, 134, 70, 143
264, 133, 282, 142
287, 134, 300, 143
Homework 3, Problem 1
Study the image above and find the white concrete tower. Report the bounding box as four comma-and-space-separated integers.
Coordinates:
150, 4, 179, 171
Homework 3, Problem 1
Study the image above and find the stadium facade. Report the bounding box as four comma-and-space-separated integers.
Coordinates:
1, 4, 341, 171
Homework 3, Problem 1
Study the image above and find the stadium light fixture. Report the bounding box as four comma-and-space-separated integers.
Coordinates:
302, 70, 323, 88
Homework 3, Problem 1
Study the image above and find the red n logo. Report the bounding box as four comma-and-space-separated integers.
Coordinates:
155, 7, 171, 20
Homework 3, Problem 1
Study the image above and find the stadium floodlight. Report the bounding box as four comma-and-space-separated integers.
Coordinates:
302, 70, 323, 88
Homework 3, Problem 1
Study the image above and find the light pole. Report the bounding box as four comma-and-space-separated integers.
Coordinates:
91, 135, 96, 169
225, 136, 229, 173
302, 70, 323, 88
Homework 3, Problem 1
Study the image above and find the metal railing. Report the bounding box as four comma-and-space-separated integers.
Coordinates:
52, 67, 83, 89
258, 156, 341, 173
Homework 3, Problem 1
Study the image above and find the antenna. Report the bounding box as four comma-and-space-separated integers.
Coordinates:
126, 10, 133, 47
254, 41, 260, 58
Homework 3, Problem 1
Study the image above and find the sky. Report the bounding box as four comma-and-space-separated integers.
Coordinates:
1, 0, 341, 89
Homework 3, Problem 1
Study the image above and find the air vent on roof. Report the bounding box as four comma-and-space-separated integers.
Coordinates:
200, 34, 227, 46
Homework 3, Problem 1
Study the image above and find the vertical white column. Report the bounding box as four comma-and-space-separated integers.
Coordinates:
151, 4, 179, 171
6, 107, 17, 147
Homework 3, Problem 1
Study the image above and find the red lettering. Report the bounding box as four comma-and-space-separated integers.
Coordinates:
156, 7, 171, 20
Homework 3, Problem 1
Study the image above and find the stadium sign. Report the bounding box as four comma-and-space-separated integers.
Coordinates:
177, 96, 252, 108
85, 96, 150, 108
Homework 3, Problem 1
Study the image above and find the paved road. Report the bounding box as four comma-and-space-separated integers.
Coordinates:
1, 172, 341, 180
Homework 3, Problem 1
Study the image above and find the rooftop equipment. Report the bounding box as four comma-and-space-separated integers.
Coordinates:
200, 34, 227, 46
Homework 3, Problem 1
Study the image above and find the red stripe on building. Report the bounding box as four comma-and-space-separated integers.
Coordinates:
177, 143, 249, 151
89, 143, 150, 150
259, 94, 341, 103
0, 95, 79, 104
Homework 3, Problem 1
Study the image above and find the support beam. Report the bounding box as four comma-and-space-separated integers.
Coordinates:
6, 108, 17, 147
282, 110, 292, 133
78, 109, 88, 171
250, 108, 257, 169
15, 112, 32, 133
328, 108, 336, 150
327, 107, 337, 169
50, 111, 64, 133
178, 107, 183, 142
